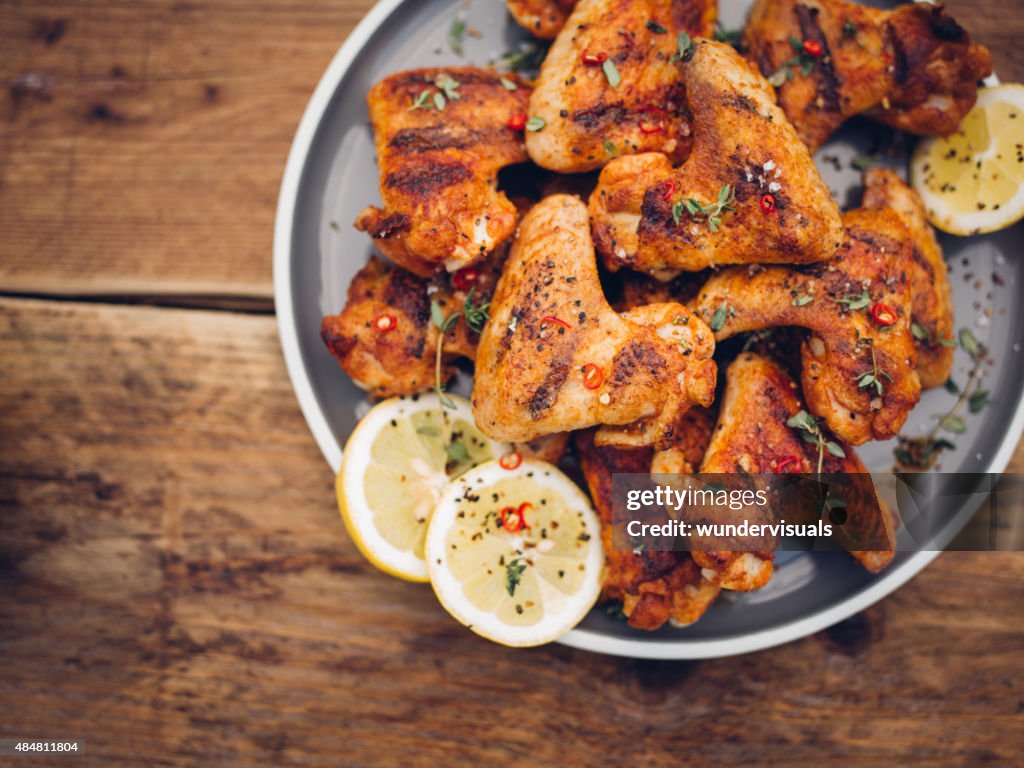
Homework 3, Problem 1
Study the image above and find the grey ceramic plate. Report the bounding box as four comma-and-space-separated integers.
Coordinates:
274, 0, 1024, 658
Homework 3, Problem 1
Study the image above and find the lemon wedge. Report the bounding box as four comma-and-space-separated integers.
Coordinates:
337, 393, 510, 582
910, 83, 1024, 235
425, 459, 603, 647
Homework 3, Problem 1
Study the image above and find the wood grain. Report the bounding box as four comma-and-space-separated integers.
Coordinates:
0, 0, 1022, 299
1, 297, 1022, 767
2, 0, 1024, 764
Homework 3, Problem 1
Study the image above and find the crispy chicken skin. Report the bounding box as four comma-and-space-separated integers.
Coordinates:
743, 0, 992, 152
473, 195, 716, 448
525, 0, 715, 174
507, 0, 576, 39
862, 168, 954, 389
589, 40, 842, 280
320, 251, 505, 399
355, 68, 531, 277
692, 207, 921, 445
701, 353, 895, 575
575, 429, 721, 630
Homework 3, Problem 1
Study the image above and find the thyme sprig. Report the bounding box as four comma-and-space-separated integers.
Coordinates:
430, 290, 490, 409
505, 557, 527, 596
498, 42, 549, 73
894, 328, 988, 470
853, 340, 892, 396
786, 410, 846, 476
672, 184, 735, 232
834, 290, 871, 311
767, 35, 820, 87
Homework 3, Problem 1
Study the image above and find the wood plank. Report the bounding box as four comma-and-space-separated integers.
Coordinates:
1, 297, 1022, 766
0, 0, 375, 298
0, 0, 1022, 298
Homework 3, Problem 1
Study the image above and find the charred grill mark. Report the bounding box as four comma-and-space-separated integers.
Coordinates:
611, 340, 667, 387
888, 24, 910, 86
795, 4, 841, 114
389, 125, 503, 152
723, 93, 760, 115
528, 353, 573, 418
369, 212, 410, 239
383, 162, 473, 197
928, 6, 968, 43
572, 102, 627, 129
382, 268, 431, 330
639, 186, 694, 246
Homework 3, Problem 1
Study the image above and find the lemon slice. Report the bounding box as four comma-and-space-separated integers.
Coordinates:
911, 84, 1024, 235
426, 459, 603, 647
337, 393, 510, 582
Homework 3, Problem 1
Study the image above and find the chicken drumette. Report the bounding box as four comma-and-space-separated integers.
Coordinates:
691, 206, 921, 445
355, 68, 531, 277
743, 0, 992, 152
699, 353, 896, 578
862, 167, 954, 389
576, 425, 721, 631
589, 39, 842, 279
473, 194, 717, 448
525, 0, 715, 174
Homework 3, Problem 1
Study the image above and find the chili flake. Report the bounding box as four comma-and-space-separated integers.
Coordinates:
507, 113, 527, 131
541, 315, 572, 330
582, 51, 608, 66
500, 506, 527, 532
452, 267, 478, 291
499, 451, 522, 470
871, 303, 898, 326
760, 194, 776, 214
582, 363, 604, 390
373, 314, 397, 332
802, 40, 823, 57
773, 455, 800, 473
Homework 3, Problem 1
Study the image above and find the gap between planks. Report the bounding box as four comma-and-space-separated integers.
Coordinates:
0, 288, 275, 315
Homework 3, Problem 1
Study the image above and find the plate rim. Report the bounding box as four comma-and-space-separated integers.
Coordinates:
273, 0, 1024, 659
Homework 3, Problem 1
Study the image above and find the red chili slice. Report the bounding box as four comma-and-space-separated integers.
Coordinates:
871, 303, 898, 326
803, 40, 823, 57
582, 51, 608, 66
760, 194, 776, 214
639, 122, 663, 134
662, 180, 677, 201
542, 315, 572, 330
373, 314, 397, 332
773, 455, 800, 473
452, 267, 478, 291
516, 502, 532, 529
508, 113, 527, 131
499, 451, 522, 471
582, 363, 604, 390
500, 506, 525, 533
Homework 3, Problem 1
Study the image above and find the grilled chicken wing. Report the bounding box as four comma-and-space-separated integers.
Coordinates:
355, 68, 531, 277
473, 195, 716, 448
744, 0, 992, 152
320, 251, 505, 399
575, 429, 721, 630
507, 0, 576, 39
525, 0, 715, 174
701, 353, 895, 575
589, 40, 842, 280
691, 207, 921, 445
862, 168, 954, 389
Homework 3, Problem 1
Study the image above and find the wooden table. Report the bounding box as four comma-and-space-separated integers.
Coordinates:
2, 1, 1023, 764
